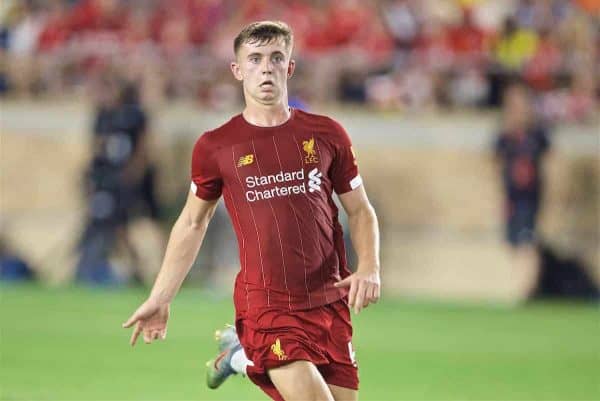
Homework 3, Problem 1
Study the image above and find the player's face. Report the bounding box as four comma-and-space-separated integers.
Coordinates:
231, 37, 295, 106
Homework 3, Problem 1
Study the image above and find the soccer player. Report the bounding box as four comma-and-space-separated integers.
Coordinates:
122, 21, 381, 401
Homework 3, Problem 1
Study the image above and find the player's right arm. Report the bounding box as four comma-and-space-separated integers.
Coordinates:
122, 190, 218, 346
123, 132, 222, 346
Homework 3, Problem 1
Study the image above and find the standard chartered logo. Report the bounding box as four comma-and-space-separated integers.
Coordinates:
308, 168, 322, 193
244, 168, 322, 202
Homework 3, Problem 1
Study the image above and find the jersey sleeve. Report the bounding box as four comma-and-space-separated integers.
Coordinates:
190, 133, 223, 200
329, 119, 362, 194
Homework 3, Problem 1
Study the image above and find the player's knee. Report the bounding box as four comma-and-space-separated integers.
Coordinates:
268, 360, 334, 401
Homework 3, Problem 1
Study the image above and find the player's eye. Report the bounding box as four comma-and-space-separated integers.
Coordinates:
249, 56, 260, 63
272, 55, 284, 63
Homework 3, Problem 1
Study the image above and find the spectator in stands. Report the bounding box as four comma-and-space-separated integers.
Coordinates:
5, 1, 45, 96
487, 16, 538, 106
68, 0, 127, 33
494, 16, 538, 72
447, 7, 489, 68
37, 0, 72, 95
379, 0, 422, 67
522, 28, 563, 92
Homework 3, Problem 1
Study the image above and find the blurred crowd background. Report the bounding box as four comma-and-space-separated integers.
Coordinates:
1, 0, 598, 121
1, 0, 598, 303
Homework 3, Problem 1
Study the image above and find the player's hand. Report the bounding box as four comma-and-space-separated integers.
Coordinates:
122, 298, 170, 346
334, 268, 381, 314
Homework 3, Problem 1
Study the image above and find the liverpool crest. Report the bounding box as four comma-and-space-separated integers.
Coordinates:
302, 138, 319, 164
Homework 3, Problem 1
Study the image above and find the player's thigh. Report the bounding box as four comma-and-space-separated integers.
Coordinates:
328, 384, 358, 401
268, 360, 334, 401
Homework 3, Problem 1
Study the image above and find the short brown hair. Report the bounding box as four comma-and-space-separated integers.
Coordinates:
233, 21, 293, 55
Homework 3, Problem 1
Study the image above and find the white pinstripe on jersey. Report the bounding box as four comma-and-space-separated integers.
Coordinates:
293, 134, 330, 304
250, 139, 292, 310
231, 146, 270, 306
271, 135, 312, 308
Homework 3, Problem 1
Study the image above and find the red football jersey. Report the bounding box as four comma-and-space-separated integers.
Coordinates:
191, 109, 362, 313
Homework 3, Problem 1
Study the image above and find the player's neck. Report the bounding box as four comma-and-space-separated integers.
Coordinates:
242, 102, 291, 128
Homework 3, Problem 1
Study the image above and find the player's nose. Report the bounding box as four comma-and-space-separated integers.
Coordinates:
261, 59, 274, 73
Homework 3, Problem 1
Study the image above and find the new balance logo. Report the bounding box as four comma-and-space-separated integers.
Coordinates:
308, 168, 322, 193
237, 154, 254, 167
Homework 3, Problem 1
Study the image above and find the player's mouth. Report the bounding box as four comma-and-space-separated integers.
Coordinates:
260, 80, 274, 87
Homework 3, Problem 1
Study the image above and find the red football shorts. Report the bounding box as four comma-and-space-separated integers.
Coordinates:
235, 298, 359, 401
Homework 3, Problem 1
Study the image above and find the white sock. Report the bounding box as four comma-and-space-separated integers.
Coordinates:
230, 348, 253, 375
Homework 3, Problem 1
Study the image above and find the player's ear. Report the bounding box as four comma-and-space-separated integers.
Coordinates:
230, 61, 243, 81
287, 59, 296, 79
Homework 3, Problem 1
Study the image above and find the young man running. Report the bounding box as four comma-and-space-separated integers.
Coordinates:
122, 21, 381, 401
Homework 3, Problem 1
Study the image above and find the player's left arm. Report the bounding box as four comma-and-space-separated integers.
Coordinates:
335, 186, 381, 314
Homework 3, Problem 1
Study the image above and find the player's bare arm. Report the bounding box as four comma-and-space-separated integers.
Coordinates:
122, 190, 219, 346
334, 185, 381, 314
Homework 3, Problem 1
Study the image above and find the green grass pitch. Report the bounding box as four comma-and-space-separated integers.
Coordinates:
1, 284, 599, 400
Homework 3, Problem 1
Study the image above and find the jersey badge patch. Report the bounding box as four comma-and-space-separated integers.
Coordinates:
270, 338, 288, 360
302, 138, 319, 164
